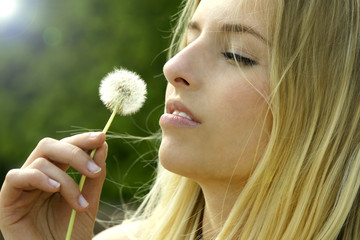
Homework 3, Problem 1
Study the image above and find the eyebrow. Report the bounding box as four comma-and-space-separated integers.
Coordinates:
188, 21, 268, 44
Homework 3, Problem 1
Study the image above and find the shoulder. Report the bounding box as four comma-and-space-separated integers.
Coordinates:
93, 221, 144, 240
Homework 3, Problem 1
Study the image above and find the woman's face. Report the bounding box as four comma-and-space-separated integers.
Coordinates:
159, 0, 273, 186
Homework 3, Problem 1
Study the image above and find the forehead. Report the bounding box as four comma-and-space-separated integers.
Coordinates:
192, 0, 274, 35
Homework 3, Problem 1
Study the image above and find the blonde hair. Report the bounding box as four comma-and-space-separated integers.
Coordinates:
126, 0, 360, 239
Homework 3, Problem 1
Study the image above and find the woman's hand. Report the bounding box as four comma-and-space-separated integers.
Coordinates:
0, 132, 108, 240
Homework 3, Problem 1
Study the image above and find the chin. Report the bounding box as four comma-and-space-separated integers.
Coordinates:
158, 138, 203, 178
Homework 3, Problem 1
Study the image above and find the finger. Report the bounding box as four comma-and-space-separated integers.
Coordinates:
93, 142, 108, 170
25, 132, 105, 167
24, 138, 103, 176
61, 132, 106, 150
0, 168, 60, 207
27, 158, 92, 211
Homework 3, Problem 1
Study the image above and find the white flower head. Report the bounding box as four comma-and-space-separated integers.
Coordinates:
99, 68, 147, 115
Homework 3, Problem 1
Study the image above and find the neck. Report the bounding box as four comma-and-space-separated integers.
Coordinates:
198, 180, 244, 240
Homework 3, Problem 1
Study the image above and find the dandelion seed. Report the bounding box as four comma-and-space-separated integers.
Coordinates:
99, 68, 147, 115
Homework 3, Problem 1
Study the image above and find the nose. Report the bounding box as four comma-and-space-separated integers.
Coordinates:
163, 39, 205, 90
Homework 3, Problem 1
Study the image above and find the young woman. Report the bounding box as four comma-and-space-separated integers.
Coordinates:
1, 0, 360, 239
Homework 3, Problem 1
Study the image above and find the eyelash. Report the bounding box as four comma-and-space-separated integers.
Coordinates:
222, 52, 257, 66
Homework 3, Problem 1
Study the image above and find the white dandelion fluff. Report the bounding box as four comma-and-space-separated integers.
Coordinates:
99, 68, 147, 115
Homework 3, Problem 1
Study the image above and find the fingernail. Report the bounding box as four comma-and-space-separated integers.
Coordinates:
90, 132, 103, 138
78, 195, 89, 208
48, 178, 60, 188
87, 161, 101, 173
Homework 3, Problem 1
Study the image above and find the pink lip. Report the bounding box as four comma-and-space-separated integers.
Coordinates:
159, 99, 201, 128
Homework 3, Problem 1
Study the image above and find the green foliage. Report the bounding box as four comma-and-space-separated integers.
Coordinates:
0, 0, 181, 202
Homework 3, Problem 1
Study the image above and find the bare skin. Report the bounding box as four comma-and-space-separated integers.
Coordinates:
0, 132, 107, 240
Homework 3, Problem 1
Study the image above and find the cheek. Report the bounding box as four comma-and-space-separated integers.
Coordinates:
211, 86, 271, 175
219, 70, 270, 124
216, 82, 265, 121
211, 80, 271, 155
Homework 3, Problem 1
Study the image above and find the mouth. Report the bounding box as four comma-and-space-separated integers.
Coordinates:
166, 99, 201, 124
171, 110, 193, 120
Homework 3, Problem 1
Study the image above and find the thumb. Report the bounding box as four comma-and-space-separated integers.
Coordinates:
81, 142, 108, 214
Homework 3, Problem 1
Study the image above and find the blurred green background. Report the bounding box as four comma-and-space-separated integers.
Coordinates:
0, 0, 181, 232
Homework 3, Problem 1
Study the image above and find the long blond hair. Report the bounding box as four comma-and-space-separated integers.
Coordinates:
128, 0, 360, 239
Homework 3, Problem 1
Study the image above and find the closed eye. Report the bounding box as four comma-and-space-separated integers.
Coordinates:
222, 52, 258, 66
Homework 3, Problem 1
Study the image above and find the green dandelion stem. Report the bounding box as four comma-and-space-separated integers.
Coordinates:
65, 104, 120, 240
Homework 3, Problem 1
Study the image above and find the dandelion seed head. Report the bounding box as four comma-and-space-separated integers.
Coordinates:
99, 68, 147, 115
